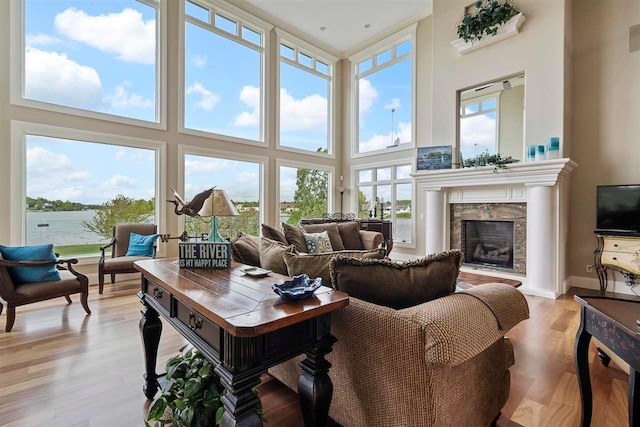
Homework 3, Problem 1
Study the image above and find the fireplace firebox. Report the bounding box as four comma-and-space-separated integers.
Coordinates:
462, 220, 515, 271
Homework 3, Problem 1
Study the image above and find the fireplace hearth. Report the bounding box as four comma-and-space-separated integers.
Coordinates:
462, 220, 515, 270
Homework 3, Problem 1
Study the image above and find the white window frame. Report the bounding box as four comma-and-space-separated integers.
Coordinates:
351, 158, 416, 248
275, 159, 334, 224
10, 0, 167, 130
177, 145, 268, 235
179, 0, 273, 147
275, 28, 337, 159
10, 120, 167, 263
459, 92, 501, 156
349, 24, 417, 158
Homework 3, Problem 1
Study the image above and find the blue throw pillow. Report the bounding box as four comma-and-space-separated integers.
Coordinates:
126, 233, 159, 257
0, 244, 60, 284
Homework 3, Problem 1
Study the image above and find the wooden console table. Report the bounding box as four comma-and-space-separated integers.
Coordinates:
135, 259, 349, 427
574, 295, 640, 427
594, 233, 640, 294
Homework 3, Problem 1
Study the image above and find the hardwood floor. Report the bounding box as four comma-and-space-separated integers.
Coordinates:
0, 282, 630, 427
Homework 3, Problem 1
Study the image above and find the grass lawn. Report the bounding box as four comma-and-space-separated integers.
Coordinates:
55, 244, 110, 257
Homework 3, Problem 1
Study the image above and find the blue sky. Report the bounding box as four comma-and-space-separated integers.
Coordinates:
23, 0, 412, 204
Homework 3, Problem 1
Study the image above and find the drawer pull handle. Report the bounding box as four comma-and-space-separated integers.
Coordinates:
188, 313, 202, 331
152, 288, 163, 299
613, 257, 618, 261
614, 244, 619, 247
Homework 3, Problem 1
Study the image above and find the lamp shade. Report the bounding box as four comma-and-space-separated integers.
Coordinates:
198, 190, 239, 217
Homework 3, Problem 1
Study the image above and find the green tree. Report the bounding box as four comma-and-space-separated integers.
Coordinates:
185, 210, 259, 240
358, 190, 370, 219
287, 170, 328, 225
82, 195, 155, 240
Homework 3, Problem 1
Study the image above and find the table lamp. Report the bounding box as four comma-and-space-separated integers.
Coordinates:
198, 189, 239, 242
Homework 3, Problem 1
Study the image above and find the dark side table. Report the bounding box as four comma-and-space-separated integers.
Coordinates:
574, 295, 640, 427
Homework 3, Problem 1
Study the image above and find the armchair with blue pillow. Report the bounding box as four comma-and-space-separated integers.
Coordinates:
0, 244, 91, 332
98, 223, 158, 294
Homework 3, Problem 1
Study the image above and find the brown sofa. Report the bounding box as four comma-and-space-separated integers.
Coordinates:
269, 282, 529, 427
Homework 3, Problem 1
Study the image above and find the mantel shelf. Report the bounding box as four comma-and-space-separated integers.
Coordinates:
451, 13, 526, 55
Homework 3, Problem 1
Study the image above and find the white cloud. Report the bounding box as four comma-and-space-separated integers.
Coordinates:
186, 82, 220, 111
105, 81, 154, 109
184, 158, 232, 175
359, 121, 411, 153
358, 78, 378, 116
232, 85, 260, 127
26, 147, 92, 200
102, 174, 137, 189
115, 151, 126, 161
384, 98, 401, 111
25, 48, 103, 110
26, 33, 62, 47
54, 7, 155, 64
192, 54, 207, 68
460, 114, 497, 155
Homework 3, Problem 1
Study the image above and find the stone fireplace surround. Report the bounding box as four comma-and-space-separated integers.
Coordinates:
412, 159, 577, 299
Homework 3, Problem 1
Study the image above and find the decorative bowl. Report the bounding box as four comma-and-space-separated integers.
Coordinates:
272, 274, 322, 300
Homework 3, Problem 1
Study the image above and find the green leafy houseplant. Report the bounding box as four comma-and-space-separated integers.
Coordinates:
457, 1, 520, 43
146, 346, 225, 427
457, 152, 519, 173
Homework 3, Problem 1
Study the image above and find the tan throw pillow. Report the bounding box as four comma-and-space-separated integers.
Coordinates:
302, 223, 345, 251
259, 238, 296, 275
282, 223, 308, 253
336, 221, 363, 250
230, 233, 261, 267
330, 250, 463, 309
261, 224, 288, 245
303, 231, 333, 254
283, 248, 386, 287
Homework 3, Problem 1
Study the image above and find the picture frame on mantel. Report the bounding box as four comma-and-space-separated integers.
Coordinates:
417, 146, 453, 170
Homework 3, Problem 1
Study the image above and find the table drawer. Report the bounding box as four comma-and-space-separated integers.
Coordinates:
175, 300, 221, 352
600, 251, 640, 274
145, 280, 171, 313
603, 237, 640, 253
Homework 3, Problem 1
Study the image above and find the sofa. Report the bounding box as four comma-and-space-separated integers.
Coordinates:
268, 254, 529, 427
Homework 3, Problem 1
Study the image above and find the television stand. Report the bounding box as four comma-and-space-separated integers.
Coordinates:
594, 233, 640, 294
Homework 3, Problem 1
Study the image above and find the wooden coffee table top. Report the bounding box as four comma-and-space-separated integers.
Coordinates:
134, 259, 349, 337
457, 271, 522, 289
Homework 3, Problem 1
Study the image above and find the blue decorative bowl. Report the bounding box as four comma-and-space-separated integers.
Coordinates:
272, 274, 322, 300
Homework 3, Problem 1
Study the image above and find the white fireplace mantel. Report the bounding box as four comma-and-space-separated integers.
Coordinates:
412, 158, 578, 299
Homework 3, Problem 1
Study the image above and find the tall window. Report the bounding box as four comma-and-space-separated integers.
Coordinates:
356, 164, 413, 244
21, 0, 160, 123
459, 95, 499, 160
183, 0, 267, 142
352, 29, 414, 155
25, 135, 157, 256
279, 165, 330, 225
183, 154, 261, 238
278, 33, 334, 154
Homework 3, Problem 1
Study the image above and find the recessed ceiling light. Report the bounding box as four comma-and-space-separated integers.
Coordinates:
364, 24, 371, 29
320, 26, 326, 31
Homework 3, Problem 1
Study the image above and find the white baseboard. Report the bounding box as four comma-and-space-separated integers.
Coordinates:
519, 286, 558, 299
567, 274, 638, 296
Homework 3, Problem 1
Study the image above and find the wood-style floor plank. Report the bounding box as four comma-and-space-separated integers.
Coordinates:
0, 283, 631, 426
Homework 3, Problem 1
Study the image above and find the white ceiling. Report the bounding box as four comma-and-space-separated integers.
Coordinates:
243, 0, 432, 54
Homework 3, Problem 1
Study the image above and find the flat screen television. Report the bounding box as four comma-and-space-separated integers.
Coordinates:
596, 185, 640, 234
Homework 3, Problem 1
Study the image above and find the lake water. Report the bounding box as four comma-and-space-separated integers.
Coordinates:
27, 210, 107, 246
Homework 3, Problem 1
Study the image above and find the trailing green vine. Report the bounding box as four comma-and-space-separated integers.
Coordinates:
457, 1, 520, 43
457, 152, 519, 173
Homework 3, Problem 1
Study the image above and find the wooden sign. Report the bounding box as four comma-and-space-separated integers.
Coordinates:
178, 241, 231, 269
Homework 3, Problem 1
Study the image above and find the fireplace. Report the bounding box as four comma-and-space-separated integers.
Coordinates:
462, 220, 515, 271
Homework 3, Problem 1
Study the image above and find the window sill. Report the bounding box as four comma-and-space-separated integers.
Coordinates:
352, 143, 415, 159
179, 126, 268, 148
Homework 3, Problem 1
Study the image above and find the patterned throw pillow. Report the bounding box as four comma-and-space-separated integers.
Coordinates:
303, 231, 333, 254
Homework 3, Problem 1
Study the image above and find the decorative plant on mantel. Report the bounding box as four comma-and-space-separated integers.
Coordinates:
457, 152, 519, 173
457, 0, 520, 43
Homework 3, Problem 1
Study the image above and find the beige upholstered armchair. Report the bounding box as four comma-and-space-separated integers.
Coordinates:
0, 254, 90, 332
98, 223, 157, 294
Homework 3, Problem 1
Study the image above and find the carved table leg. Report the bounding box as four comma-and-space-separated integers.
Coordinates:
139, 293, 162, 400
630, 369, 639, 427
575, 307, 593, 427
299, 314, 337, 427
596, 347, 611, 367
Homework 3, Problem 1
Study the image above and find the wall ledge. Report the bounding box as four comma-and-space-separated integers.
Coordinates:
451, 13, 526, 55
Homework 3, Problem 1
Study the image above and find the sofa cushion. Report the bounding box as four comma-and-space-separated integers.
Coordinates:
259, 238, 296, 275
103, 255, 151, 272
330, 250, 462, 309
302, 223, 345, 251
282, 223, 308, 253
303, 231, 333, 254
283, 248, 386, 287
14, 270, 82, 299
261, 224, 288, 245
125, 232, 159, 257
230, 233, 261, 267
0, 244, 60, 284
336, 221, 363, 250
